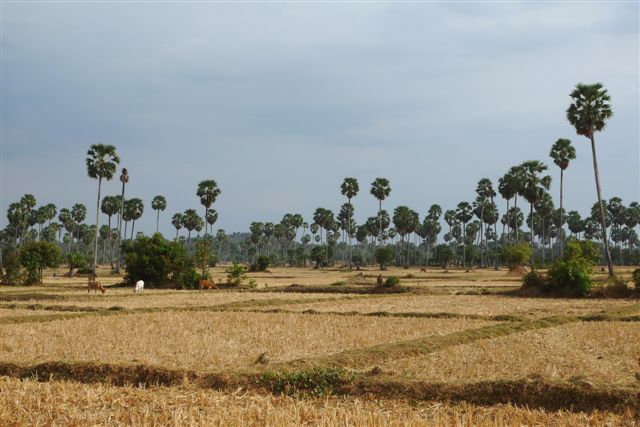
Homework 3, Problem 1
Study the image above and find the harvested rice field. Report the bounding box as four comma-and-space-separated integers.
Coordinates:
0, 311, 495, 371
251, 294, 640, 319
380, 321, 640, 386
1, 377, 636, 427
1, 267, 638, 426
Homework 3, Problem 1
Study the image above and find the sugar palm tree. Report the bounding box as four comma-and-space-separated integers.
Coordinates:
341, 177, 359, 268
124, 198, 144, 239
520, 160, 551, 268
205, 209, 218, 236
455, 202, 473, 267
567, 82, 615, 276
115, 168, 129, 273
101, 195, 120, 268
151, 195, 167, 234
370, 178, 391, 244
171, 213, 184, 240
549, 138, 576, 257
71, 203, 87, 249
196, 180, 221, 238
86, 144, 120, 278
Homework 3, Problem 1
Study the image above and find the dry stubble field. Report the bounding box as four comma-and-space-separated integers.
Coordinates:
0, 266, 638, 426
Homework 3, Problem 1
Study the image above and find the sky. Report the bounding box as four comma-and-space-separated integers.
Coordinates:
2, 2, 639, 237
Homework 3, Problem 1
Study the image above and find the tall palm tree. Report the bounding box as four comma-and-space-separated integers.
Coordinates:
86, 144, 120, 279
205, 209, 218, 236
455, 202, 473, 267
71, 203, 87, 249
101, 195, 120, 268
196, 180, 221, 238
115, 168, 129, 273
549, 138, 576, 257
182, 209, 200, 251
124, 198, 144, 239
520, 160, 551, 268
151, 195, 167, 234
370, 178, 391, 244
340, 177, 359, 268
171, 213, 184, 240
567, 82, 615, 276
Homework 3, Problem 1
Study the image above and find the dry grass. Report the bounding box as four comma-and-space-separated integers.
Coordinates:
381, 321, 640, 386
0, 377, 636, 427
0, 308, 75, 318
0, 311, 494, 371
249, 294, 639, 319
0, 290, 358, 310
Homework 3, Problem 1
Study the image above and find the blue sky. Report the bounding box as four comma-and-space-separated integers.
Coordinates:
2, 2, 638, 236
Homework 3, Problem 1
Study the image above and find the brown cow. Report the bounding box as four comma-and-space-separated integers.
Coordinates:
199, 279, 216, 290
420, 268, 427, 273
87, 280, 105, 294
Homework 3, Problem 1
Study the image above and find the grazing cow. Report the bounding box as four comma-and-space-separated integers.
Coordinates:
134, 280, 144, 293
420, 268, 427, 273
87, 280, 105, 294
199, 279, 216, 290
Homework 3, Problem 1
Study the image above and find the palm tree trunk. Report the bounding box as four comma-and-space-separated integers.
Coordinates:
131, 220, 135, 240
348, 198, 352, 269
530, 203, 535, 270
92, 177, 102, 280
590, 135, 615, 277
559, 168, 564, 258
115, 181, 126, 274
378, 199, 383, 245
462, 223, 466, 268
107, 216, 113, 269
514, 197, 519, 244
156, 210, 160, 233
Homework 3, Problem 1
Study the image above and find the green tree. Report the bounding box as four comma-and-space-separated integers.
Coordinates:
171, 213, 184, 240
196, 180, 221, 238
370, 178, 391, 244
86, 143, 120, 278
455, 202, 473, 267
549, 138, 576, 257
566, 82, 615, 276
71, 203, 87, 248
340, 177, 359, 268
151, 195, 167, 234
19, 241, 63, 284
124, 198, 144, 239
115, 168, 129, 273
519, 160, 551, 268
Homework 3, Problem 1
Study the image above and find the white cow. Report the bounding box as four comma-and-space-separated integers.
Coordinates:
134, 280, 144, 293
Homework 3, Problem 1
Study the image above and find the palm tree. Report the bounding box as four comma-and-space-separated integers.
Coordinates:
182, 209, 200, 251
567, 82, 615, 276
115, 168, 129, 273
549, 138, 576, 257
171, 213, 184, 240
520, 160, 551, 268
455, 202, 473, 267
86, 144, 120, 278
205, 209, 218, 236
151, 195, 167, 234
101, 195, 120, 268
370, 178, 391, 244
124, 198, 144, 239
71, 203, 87, 249
196, 180, 221, 238
340, 177, 359, 268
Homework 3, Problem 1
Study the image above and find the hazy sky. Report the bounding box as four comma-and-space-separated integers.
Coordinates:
2, 2, 638, 236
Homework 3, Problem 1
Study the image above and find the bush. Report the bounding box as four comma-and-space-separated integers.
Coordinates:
547, 259, 592, 296
250, 255, 270, 272
502, 244, 532, 269
384, 276, 401, 287
602, 276, 631, 298
258, 367, 349, 397
19, 241, 62, 285
522, 270, 546, 289
225, 262, 247, 287
124, 234, 196, 288
375, 247, 394, 270
66, 253, 88, 277
1, 247, 23, 285
632, 268, 640, 289
564, 240, 600, 266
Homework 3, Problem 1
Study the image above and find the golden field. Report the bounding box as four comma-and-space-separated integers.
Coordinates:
0, 377, 637, 427
0, 266, 638, 426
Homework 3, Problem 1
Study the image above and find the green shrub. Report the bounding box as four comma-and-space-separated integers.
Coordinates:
502, 244, 532, 269
522, 270, 546, 289
384, 276, 401, 287
547, 259, 592, 296
632, 268, 640, 289
250, 255, 270, 272
19, 241, 62, 285
66, 253, 88, 277
225, 262, 247, 287
375, 247, 394, 270
258, 367, 350, 397
564, 240, 600, 266
1, 248, 23, 285
124, 234, 196, 288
